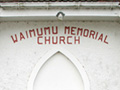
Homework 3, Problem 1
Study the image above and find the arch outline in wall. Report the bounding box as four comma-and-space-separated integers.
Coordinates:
27, 48, 90, 90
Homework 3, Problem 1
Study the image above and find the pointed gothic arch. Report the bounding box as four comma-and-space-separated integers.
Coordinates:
27, 48, 90, 90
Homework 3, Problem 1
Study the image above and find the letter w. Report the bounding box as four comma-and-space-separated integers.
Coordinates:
11, 34, 18, 43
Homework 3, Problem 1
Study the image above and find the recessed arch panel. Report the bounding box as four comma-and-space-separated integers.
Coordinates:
27, 48, 90, 90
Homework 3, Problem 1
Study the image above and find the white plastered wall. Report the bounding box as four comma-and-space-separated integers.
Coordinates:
0, 21, 120, 90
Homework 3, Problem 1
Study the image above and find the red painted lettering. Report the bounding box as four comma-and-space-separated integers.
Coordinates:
29, 29, 36, 38
64, 26, 70, 34
52, 26, 58, 34
37, 36, 43, 44
67, 36, 72, 44
71, 27, 76, 35
98, 34, 103, 42
45, 36, 50, 44
83, 29, 89, 37
11, 34, 18, 43
36, 28, 43, 36
20, 32, 25, 41
77, 28, 83, 36
44, 27, 50, 35
89, 30, 95, 39
26, 31, 29, 38
104, 35, 108, 44
74, 36, 80, 44
95, 32, 98, 40
52, 36, 58, 44
60, 36, 65, 44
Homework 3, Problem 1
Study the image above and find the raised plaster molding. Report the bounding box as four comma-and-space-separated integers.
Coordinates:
27, 47, 90, 90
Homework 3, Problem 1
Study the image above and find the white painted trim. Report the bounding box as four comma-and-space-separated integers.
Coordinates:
27, 47, 90, 90
0, 2, 120, 21
0, 2, 119, 9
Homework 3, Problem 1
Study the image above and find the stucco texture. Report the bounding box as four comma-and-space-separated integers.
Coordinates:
0, 21, 120, 90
